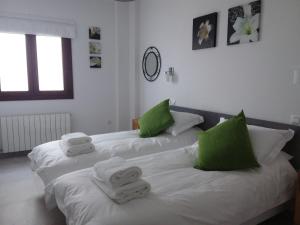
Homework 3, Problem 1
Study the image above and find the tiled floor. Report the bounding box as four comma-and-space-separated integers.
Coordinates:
0, 156, 293, 225
0, 157, 65, 225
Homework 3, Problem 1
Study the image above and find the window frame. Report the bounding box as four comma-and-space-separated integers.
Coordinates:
0, 34, 74, 101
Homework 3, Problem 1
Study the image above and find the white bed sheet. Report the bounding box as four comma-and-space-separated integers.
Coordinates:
28, 128, 200, 185
46, 145, 297, 225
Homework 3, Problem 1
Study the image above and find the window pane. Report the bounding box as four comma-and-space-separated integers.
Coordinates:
36, 36, 64, 91
0, 33, 28, 92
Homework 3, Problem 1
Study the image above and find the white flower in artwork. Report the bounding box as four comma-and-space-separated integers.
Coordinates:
197, 20, 212, 46
230, 4, 260, 44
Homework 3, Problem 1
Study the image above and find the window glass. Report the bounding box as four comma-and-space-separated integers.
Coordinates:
36, 36, 64, 91
0, 33, 29, 92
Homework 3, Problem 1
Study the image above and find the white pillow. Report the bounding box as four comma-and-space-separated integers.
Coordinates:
166, 111, 204, 136
219, 117, 294, 164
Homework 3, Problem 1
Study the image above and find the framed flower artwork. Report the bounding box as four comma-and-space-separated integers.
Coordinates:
192, 12, 218, 50
89, 42, 101, 54
89, 26, 101, 40
90, 56, 101, 68
227, 0, 261, 45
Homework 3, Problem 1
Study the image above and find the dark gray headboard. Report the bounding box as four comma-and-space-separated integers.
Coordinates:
171, 105, 300, 169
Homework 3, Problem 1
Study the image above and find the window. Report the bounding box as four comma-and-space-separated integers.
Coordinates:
0, 33, 29, 92
0, 33, 73, 101
36, 36, 64, 91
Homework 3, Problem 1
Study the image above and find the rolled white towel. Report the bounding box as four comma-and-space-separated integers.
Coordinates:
61, 132, 92, 146
92, 174, 151, 204
59, 141, 95, 157
93, 157, 142, 188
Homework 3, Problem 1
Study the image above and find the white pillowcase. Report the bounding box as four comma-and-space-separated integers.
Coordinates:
219, 117, 294, 164
166, 111, 204, 136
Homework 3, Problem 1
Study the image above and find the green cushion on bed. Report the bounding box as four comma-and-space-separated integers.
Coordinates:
195, 111, 259, 171
138, 99, 174, 138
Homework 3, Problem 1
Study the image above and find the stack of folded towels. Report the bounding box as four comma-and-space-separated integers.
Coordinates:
60, 132, 95, 157
92, 157, 151, 204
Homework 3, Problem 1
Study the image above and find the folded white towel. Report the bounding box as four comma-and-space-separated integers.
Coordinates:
59, 141, 95, 157
61, 132, 92, 146
93, 157, 142, 188
92, 175, 151, 204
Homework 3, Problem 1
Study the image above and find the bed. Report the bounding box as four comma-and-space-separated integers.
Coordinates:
45, 145, 297, 225
28, 127, 201, 186
44, 106, 300, 225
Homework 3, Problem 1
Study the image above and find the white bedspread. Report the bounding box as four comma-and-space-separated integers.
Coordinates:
28, 128, 200, 185
46, 145, 297, 225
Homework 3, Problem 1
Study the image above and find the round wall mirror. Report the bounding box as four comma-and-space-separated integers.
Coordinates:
142, 46, 161, 82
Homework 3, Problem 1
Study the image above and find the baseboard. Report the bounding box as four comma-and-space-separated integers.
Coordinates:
0, 150, 31, 159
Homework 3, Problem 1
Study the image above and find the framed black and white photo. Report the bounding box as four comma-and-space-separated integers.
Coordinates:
89, 42, 101, 54
192, 12, 218, 50
227, 0, 261, 46
89, 26, 101, 40
90, 56, 101, 68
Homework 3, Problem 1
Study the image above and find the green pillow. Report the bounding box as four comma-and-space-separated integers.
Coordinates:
138, 99, 174, 138
195, 111, 259, 171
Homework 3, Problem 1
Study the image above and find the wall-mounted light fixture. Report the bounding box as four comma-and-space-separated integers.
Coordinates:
165, 67, 175, 82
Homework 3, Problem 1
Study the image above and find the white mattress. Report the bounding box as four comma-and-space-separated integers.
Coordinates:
46, 145, 297, 225
28, 128, 200, 185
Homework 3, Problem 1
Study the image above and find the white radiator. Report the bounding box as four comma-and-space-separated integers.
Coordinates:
0, 113, 71, 153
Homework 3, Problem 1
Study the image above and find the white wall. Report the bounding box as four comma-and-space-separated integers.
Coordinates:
114, 1, 138, 131
136, 0, 300, 124
2, 0, 299, 151
129, 2, 139, 124
0, 0, 118, 143
115, 2, 131, 131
